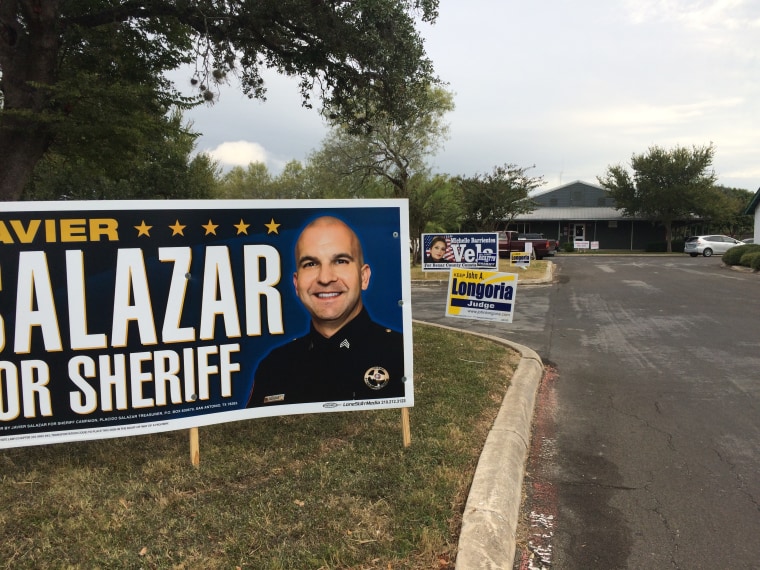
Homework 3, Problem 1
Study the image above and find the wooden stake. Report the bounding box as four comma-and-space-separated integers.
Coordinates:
401, 408, 411, 447
189, 427, 200, 466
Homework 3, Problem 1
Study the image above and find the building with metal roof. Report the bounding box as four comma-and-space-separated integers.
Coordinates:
509, 181, 667, 250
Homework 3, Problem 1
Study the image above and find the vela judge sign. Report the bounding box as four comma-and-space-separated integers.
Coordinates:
0, 200, 412, 449
445, 268, 518, 323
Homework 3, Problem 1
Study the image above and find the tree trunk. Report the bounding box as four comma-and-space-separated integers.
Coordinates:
0, 119, 53, 201
0, 0, 62, 201
664, 220, 673, 253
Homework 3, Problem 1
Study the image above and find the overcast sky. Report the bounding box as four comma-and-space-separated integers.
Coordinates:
174, 0, 760, 192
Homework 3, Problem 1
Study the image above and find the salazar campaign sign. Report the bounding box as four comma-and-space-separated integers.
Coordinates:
0, 200, 413, 449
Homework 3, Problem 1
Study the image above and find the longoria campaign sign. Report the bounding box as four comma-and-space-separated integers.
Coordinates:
445, 268, 519, 323
510, 251, 531, 268
421, 232, 498, 271
0, 200, 413, 449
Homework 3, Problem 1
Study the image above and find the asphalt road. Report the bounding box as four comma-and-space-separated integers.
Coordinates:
411, 255, 760, 569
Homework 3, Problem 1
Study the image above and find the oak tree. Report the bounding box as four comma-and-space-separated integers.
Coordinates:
708, 186, 755, 237
0, 0, 439, 200
319, 85, 453, 199
456, 164, 543, 232
598, 144, 717, 252
23, 111, 220, 200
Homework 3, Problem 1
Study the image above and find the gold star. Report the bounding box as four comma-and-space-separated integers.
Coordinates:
264, 218, 281, 234
169, 220, 186, 236
202, 219, 219, 235
234, 219, 250, 235
134, 220, 152, 237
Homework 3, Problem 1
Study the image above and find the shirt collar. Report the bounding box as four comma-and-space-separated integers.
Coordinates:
308, 307, 371, 349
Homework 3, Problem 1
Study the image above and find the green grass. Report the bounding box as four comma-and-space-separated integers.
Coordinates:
0, 324, 518, 569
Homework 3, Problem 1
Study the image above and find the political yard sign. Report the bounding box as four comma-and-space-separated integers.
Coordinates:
445, 268, 519, 323
421, 232, 498, 271
0, 200, 413, 449
510, 251, 531, 269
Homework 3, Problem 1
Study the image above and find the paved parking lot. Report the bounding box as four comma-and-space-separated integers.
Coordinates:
413, 256, 760, 569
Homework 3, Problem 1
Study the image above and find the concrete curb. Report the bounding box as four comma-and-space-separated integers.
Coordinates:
411, 321, 543, 569
410, 261, 550, 567
455, 336, 542, 569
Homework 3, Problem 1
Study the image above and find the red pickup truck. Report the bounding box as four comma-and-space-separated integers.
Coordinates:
498, 231, 558, 260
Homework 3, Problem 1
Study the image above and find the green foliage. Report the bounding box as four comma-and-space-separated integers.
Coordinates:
215, 160, 354, 200
721, 243, 760, 265
749, 252, 760, 271
408, 174, 461, 235
598, 144, 717, 251
706, 186, 756, 236
320, 85, 454, 199
406, 173, 461, 263
305, 143, 393, 199
22, 112, 220, 200
213, 157, 391, 200
216, 163, 274, 199
1, 0, 440, 200
269, 160, 315, 199
456, 164, 544, 231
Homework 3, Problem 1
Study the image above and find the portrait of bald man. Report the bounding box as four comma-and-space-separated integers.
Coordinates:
247, 216, 405, 407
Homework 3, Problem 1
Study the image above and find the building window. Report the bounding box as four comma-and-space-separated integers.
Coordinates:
609, 221, 618, 228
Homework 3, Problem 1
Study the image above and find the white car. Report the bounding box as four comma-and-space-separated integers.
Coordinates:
684, 235, 743, 257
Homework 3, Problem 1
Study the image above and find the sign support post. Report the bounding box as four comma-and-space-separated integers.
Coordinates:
401, 408, 412, 447
189, 428, 200, 466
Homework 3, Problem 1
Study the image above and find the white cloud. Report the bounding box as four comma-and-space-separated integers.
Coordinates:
571, 97, 744, 132
625, 0, 760, 31
206, 140, 268, 167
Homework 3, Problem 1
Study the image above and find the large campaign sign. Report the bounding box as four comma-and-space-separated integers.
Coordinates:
0, 200, 413, 449
421, 232, 498, 271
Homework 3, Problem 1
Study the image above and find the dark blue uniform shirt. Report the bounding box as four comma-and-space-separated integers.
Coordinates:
247, 308, 405, 406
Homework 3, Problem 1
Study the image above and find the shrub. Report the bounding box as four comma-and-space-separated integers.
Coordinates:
562, 242, 574, 253
722, 244, 760, 265
740, 251, 760, 270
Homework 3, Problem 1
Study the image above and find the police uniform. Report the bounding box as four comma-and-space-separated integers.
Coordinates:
247, 308, 405, 406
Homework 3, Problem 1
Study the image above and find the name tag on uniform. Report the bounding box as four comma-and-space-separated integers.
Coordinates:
263, 394, 285, 403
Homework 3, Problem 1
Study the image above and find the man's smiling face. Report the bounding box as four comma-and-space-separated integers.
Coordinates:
293, 218, 370, 338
